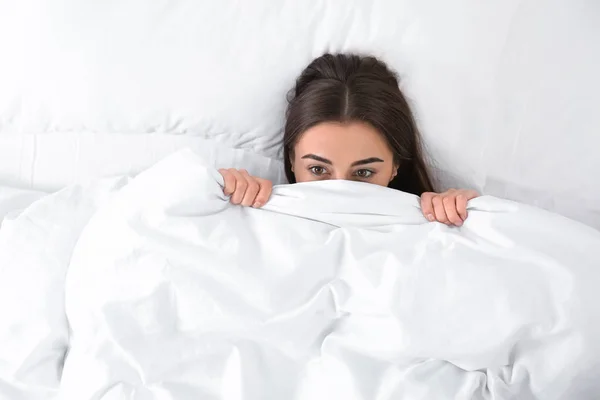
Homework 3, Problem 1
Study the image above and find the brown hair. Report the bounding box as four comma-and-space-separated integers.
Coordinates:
284, 53, 434, 195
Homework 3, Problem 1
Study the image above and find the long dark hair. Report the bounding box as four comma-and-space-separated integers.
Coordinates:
284, 53, 434, 195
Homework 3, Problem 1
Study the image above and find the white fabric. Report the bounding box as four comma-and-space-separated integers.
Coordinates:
0, 133, 285, 192
0, 0, 599, 228
30, 150, 594, 399
0, 185, 45, 224
0, 178, 129, 400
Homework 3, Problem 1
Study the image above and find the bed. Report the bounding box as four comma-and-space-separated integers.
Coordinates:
1, 1, 599, 399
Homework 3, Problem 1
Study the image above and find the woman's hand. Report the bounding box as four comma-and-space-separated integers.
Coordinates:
218, 169, 273, 208
420, 189, 479, 226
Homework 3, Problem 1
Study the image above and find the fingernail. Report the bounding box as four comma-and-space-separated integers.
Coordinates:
253, 201, 262, 208
426, 214, 435, 221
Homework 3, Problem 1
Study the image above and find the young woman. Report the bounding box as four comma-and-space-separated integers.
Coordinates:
219, 53, 479, 226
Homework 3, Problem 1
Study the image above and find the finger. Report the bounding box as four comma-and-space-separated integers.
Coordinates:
253, 179, 273, 208
465, 190, 479, 200
443, 195, 463, 226
228, 169, 248, 205
420, 192, 436, 222
459, 190, 479, 220
432, 195, 449, 224
456, 194, 468, 221
219, 169, 236, 196
239, 170, 260, 207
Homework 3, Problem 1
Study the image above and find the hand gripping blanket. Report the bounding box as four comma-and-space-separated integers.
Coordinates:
60, 150, 600, 399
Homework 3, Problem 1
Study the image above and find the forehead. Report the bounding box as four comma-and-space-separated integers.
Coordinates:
295, 121, 392, 155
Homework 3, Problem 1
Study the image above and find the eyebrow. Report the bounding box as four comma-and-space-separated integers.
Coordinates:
350, 157, 384, 167
301, 154, 332, 164
301, 154, 384, 167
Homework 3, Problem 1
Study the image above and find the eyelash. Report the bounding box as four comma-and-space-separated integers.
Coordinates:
354, 169, 374, 178
308, 166, 376, 179
309, 166, 328, 176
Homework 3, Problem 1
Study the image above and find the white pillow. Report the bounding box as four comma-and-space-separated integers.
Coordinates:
0, 133, 286, 192
0, 0, 598, 229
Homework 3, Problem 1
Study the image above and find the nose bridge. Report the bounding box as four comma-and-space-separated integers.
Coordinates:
333, 169, 349, 180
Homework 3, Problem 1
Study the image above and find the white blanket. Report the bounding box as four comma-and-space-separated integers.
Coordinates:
0, 185, 45, 224
2, 150, 600, 399
0, 178, 130, 400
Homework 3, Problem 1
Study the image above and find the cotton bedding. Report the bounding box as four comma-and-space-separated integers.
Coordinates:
0, 178, 130, 400
1, 150, 599, 399
0, 186, 45, 224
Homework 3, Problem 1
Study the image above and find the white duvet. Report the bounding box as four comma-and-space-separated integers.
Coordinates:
1, 150, 600, 399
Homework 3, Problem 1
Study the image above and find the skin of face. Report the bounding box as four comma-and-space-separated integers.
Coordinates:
291, 121, 398, 186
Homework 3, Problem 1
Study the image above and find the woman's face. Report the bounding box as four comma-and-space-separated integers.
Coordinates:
291, 121, 398, 186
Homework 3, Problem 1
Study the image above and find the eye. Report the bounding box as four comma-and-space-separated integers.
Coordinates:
354, 169, 374, 178
309, 166, 327, 176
